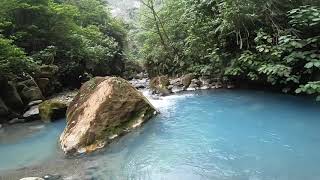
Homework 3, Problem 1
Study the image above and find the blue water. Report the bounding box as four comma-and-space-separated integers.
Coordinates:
0, 120, 65, 171
1, 90, 320, 180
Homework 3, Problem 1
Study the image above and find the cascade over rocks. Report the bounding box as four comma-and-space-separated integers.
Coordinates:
60, 77, 157, 155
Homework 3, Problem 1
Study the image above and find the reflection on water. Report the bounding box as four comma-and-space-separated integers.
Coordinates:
1, 90, 320, 180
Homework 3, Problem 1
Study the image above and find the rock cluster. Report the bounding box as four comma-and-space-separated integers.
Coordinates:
148, 74, 235, 96
0, 65, 63, 124
60, 77, 157, 155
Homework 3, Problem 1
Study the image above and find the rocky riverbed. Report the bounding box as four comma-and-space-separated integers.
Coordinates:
1, 73, 235, 180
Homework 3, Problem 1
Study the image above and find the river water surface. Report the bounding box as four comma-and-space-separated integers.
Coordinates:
1, 90, 320, 180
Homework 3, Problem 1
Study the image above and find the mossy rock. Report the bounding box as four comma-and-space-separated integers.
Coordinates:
39, 100, 67, 122
37, 65, 59, 78
18, 78, 44, 103
60, 77, 157, 155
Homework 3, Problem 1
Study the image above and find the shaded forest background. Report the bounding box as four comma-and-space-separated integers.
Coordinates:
1, 0, 320, 99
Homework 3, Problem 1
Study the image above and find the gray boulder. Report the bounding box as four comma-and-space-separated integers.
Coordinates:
18, 78, 44, 103
23, 105, 40, 120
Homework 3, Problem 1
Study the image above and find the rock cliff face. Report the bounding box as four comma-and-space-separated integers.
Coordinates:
60, 77, 157, 155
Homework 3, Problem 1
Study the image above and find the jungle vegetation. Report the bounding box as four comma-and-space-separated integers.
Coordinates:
0, 0, 126, 88
136, 0, 320, 99
1, 0, 320, 99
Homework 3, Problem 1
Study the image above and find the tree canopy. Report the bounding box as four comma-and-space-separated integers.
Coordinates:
0, 0, 126, 87
137, 0, 320, 99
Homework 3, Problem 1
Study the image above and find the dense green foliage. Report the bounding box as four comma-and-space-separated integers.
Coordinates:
138, 0, 320, 99
0, 0, 126, 87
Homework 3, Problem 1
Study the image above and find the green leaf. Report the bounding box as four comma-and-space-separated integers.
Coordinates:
305, 62, 314, 69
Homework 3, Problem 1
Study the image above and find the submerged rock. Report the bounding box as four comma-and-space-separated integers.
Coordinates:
60, 77, 157, 155
39, 100, 67, 122
9, 118, 26, 124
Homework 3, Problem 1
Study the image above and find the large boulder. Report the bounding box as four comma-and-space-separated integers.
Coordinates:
60, 77, 157, 155
36, 65, 62, 97
18, 78, 44, 103
39, 100, 67, 122
150, 76, 171, 96
181, 73, 194, 89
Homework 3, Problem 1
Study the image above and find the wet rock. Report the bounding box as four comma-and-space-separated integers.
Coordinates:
20, 177, 44, 180
181, 74, 194, 89
167, 85, 174, 91
37, 65, 59, 79
23, 105, 40, 120
37, 78, 50, 93
9, 118, 26, 124
150, 76, 171, 96
187, 79, 202, 91
169, 77, 184, 93
211, 82, 223, 89
39, 100, 67, 122
170, 78, 181, 86
199, 77, 211, 90
18, 78, 44, 103
172, 86, 184, 93
227, 84, 235, 89
130, 78, 148, 89
42, 174, 62, 180
135, 72, 148, 79
60, 77, 157, 155
21, 86, 44, 102
28, 100, 43, 107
